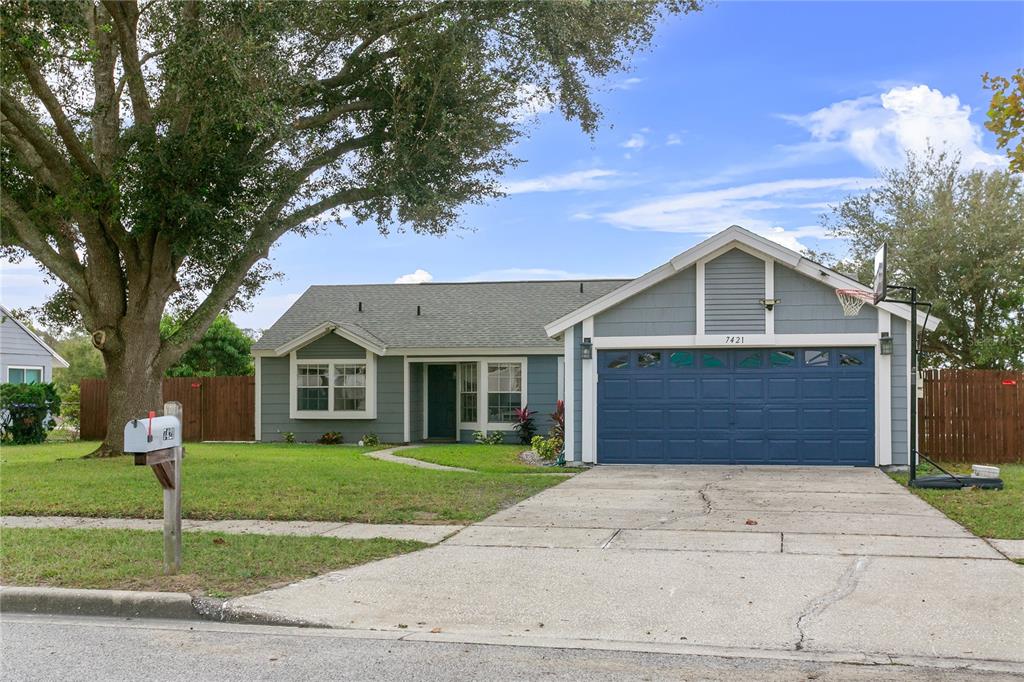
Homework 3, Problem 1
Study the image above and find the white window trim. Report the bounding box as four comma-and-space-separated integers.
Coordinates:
482, 358, 528, 431
416, 356, 528, 436
457, 362, 480, 431
288, 351, 377, 420
6, 365, 45, 384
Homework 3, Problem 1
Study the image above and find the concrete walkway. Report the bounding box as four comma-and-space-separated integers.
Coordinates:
989, 538, 1024, 560
0, 516, 461, 544
227, 466, 1024, 672
363, 445, 476, 472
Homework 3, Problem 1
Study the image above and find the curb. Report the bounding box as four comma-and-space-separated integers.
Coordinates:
0, 586, 321, 628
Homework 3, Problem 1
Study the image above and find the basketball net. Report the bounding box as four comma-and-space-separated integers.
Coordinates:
835, 288, 874, 317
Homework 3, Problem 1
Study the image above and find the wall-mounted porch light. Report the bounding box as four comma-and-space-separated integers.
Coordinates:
879, 331, 894, 356
580, 337, 593, 360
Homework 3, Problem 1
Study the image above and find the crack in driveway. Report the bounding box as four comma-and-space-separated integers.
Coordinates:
642, 467, 746, 530
795, 555, 870, 651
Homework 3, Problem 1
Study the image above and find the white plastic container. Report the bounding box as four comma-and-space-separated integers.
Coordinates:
971, 464, 1000, 479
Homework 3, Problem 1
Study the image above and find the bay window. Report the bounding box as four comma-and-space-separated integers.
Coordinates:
291, 354, 376, 419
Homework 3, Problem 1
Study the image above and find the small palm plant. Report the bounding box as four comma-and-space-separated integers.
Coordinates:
512, 405, 538, 444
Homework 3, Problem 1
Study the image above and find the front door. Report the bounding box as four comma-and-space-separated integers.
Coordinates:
427, 364, 458, 439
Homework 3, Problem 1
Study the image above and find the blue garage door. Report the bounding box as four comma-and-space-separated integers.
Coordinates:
597, 348, 874, 465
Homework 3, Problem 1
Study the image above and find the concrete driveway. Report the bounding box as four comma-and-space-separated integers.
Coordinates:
230, 466, 1024, 672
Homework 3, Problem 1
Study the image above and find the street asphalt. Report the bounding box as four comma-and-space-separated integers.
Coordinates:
3, 614, 1020, 682
227, 466, 1024, 671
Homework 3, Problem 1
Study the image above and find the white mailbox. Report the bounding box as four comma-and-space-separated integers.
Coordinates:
124, 415, 182, 453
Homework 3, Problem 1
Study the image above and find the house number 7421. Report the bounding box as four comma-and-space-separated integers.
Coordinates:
725, 336, 745, 344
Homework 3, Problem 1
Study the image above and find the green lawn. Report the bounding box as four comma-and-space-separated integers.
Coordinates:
0, 527, 424, 597
889, 463, 1024, 539
399, 444, 577, 474
0, 441, 566, 524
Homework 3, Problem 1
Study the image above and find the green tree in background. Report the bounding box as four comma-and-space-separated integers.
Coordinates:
983, 69, 1024, 173
52, 335, 105, 392
819, 150, 1024, 369
1, 0, 701, 455
162, 314, 253, 377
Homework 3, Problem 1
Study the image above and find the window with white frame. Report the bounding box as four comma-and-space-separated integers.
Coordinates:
486, 362, 522, 423
296, 364, 329, 411
7, 367, 44, 384
333, 364, 366, 411
459, 362, 478, 424
293, 356, 374, 418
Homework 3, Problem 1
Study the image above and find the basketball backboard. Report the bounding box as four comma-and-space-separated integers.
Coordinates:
872, 243, 887, 304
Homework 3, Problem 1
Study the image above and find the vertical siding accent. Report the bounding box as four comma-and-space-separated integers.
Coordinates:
260, 355, 404, 442
891, 318, 909, 465
774, 263, 877, 333
295, 333, 366, 359
572, 322, 583, 460
594, 266, 696, 336
704, 249, 765, 333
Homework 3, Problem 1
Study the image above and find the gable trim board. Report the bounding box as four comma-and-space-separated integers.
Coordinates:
0, 304, 70, 370
545, 225, 939, 337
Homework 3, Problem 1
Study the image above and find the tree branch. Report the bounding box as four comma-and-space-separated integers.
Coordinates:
0, 94, 76, 189
1, 118, 64, 192
0, 196, 88, 296
102, 0, 153, 129
292, 99, 376, 131
12, 52, 101, 178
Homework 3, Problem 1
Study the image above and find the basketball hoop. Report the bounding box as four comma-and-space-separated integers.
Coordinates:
835, 288, 874, 317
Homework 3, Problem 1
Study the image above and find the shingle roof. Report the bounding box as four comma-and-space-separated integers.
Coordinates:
253, 279, 630, 351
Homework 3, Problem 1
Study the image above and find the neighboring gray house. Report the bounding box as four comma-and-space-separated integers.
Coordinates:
254, 226, 938, 467
0, 305, 69, 385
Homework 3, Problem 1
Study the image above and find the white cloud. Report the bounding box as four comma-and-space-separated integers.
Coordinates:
613, 77, 644, 91
784, 85, 1005, 171
394, 268, 434, 284
600, 177, 877, 250
666, 133, 683, 146
502, 168, 620, 194
621, 133, 647, 150
506, 83, 557, 123
464, 267, 630, 282
0, 258, 58, 311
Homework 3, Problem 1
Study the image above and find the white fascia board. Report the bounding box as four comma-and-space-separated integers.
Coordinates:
273, 321, 386, 356
0, 304, 70, 367
591, 333, 881, 349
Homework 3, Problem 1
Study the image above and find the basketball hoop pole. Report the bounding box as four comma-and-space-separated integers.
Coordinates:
885, 284, 919, 483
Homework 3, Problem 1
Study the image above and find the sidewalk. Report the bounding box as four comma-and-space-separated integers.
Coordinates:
1, 516, 462, 544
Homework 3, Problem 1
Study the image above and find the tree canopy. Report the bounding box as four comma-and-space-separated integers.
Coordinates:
162, 314, 253, 377
984, 69, 1024, 173
819, 150, 1024, 369
0, 0, 699, 452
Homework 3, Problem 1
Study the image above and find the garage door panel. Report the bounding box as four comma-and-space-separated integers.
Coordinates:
597, 347, 874, 466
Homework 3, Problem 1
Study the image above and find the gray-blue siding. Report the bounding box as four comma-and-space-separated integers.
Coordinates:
0, 316, 59, 383
705, 250, 765, 334
595, 267, 696, 336
774, 264, 876, 332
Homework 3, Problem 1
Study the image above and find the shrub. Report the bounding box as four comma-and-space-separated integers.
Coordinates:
281, 431, 296, 444
549, 399, 565, 442
512, 405, 538, 444
58, 383, 81, 431
317, 431, 343, 445
361, 433, 380, 447
531, 435, 562, 461
0, 382, 61, 445
473, 430, 505, 445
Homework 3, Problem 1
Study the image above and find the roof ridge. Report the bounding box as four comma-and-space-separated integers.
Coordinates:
308, 278, 631, 288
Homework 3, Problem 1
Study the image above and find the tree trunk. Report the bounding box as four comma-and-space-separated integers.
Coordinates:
88, 330, 165, 458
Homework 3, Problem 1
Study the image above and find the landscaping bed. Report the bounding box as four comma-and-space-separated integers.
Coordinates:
0, 527, 424, 598
398, 444, 577, 474
889, 462, 1023, 540
1, 442, 567, 524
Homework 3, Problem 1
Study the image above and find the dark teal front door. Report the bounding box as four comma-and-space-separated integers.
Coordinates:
427, 364, 457, 439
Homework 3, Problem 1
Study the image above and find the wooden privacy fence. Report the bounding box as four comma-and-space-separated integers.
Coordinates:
80, 376, 255, 442
919, 369, 1023, 463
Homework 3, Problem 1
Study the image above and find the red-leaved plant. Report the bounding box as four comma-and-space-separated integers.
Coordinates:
512, 405, 538, 444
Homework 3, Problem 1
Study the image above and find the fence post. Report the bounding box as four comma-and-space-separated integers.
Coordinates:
162, 400, 183, 574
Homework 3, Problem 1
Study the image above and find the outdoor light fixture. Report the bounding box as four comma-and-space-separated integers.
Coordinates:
759, 298, 781, 311
581, 337, 593, 359
879, 332, 894, 355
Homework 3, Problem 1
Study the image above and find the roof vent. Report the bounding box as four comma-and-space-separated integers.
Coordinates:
579, 282, 583, 293
358, 301, 363, 312
416, 305, 421, 316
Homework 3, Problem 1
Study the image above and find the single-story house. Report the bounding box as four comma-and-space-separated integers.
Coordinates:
0, 304, 69, 385
253, 225, 938, 466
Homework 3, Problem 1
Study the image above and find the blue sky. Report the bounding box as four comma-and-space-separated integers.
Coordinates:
2, 2, 1020, 331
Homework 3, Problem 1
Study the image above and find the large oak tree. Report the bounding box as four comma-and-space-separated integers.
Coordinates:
1, 0, 699, 454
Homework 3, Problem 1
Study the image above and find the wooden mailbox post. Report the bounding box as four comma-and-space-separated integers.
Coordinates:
125, 401, 183, 574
